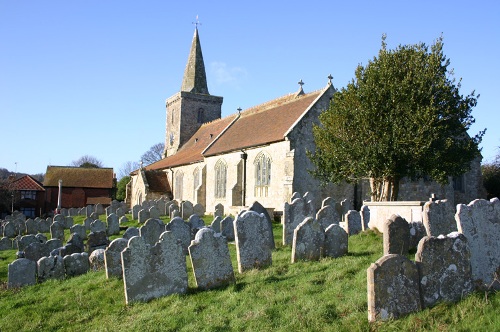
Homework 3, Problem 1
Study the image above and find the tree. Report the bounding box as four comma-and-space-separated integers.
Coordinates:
309, 35, 485, 201
116, 176, 130, 201
141, 143, 165, 166
482, 153, 500, 199
118, 161, 140, 180
70, 155, 104, 168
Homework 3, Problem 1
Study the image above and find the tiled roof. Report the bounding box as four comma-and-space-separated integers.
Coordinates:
144, 170, 171, 193
204, 90, 322, 156
145, 115, 237, 170
10, 175, 45, 191
43, 166, 114, 188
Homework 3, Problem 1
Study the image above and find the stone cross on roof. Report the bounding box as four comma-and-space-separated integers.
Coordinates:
296, 79, 305, 97
192, 15, 201, 28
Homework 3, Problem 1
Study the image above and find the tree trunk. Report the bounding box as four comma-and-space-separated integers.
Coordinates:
369, 176, 400, 201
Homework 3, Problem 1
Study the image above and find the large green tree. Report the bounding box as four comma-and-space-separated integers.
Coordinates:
310, 36, 485, 201
482, 153, 500, 199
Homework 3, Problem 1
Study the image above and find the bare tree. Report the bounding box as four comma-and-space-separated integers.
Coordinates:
70, 155, 104, 168
141, 143, 165, 166
118, 161, 140, 179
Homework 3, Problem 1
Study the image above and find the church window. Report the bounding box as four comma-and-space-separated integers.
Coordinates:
453, 174, 466, 193
214, 159, 227, 199
254, 152, 272, 197
197, 108, 205, 124
193, 167, 201, 199
175, 170, 184, 199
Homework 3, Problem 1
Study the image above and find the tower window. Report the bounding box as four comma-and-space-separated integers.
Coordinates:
197, 108, 205, 123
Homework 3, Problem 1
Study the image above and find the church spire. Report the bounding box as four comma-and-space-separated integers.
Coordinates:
181, 27, 209, 95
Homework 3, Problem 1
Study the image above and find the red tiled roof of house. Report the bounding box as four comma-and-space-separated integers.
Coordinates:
43, 166, 114, 188
10, 175, 45, 191
203, 90, 322, 156
145, 115, 237, 170
144, 170, 171, 193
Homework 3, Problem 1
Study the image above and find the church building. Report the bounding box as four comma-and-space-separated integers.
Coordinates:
128, 28, 484, 216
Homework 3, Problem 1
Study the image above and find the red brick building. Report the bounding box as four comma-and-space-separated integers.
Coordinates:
7, 175, 46, 218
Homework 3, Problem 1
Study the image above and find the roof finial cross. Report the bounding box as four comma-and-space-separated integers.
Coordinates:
192, 15, 202, 29
328, 74, 333, 84
298, 79, 304, 87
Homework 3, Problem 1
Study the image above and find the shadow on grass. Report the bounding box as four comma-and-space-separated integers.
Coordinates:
345, 251, 375, 257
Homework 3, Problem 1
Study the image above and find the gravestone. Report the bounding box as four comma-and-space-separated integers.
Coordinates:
70, 224, 87, 240
25, 218, 38, 235
456, 198, 500, 290
291, 217, 325, 263
132, 205, 141, 220
322, 196, 334, 208
121, 231, 188, 304
119, 216, 128, 224
166, 217, 191, 255
86, 231, 109, 253
115, 207, 125, 218
104, 238, 128, 279
8, 258, 37, 288
283, 197, 315, 246
383, 215, 410, 255
64, 252, 90, 277
408, 221, 427, 250
35, 233, 47, 244
156, 200, 166, 216
423, 199, 457, 237
83, 217, 93, 231
17, 234, 38, 251
210, 216, 222, 233
89, 249, 106, 271
220, 216, 235, 241
193, 203, 205, 217
138, 209, 150, 224
64, 217, 74, 229
0, 237, 13, 250
123, 227, 139, 240
90, 212, 100, 221
367, 254, 421, 322
248, 201, 275, 249
105, 206, 112, 217
169, 205, 180, 219
53, 214, 65, 224
60, 208, 68, 217
290, 192, 301, 202
39, 218, 51, 233
107, 213, 120, 236
415, 232, 473, 308
149, 206, 160, 220
181, 201, 194, 220
69, 208, 79, 217
66, 233, 85, 252
3, 222, 16, 238
234, 211, 273, 273
360, 205, 370, 231
345, 210, 362, 235
85, 205, 93, 218
189, 228, 235, 290
340, 199, 352, 222
324, 224, 348, 258
46, 239, 64, 254
316, 204, 340, 231
95, 203, 104, 215
37, 255, 65, 283
214, 203, 224, 218
50, 221, 65, 241
90, 219, 107, 234
139, 219, 166, 247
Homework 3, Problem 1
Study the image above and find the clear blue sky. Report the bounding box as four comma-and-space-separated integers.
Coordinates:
1, 0, 499, 177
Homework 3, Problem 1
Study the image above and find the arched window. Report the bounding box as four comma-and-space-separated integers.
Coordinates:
175, 170, 184, 199
193, 167, 201, 199
197, 108, 205, 124
254, 152, 272, 197
214, 159, 227, 199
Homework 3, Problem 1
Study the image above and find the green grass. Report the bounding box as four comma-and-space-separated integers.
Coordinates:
0, 218, 498, 331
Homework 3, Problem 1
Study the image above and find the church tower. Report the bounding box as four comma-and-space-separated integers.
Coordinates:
164, 27, 223, 157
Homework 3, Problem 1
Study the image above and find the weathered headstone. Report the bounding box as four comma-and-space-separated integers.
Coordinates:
123, 227, 139, 240
121, 231, 188, 304
3, 222, 16, 238
139, 218, 166, 247
290, 192, 301, 202
90, 212, 100, 221
166, 217, 191, 255
95, 203, 104, 215
415, 232, 473, 308
107, 213, 120, 236
193, 203, 205, 217
70, 224, 87, 240
367, 254, 421, 322
156, 200, 167, 216
234, 211, 273, 273
83, 217, 93, 231
64, 252, 90, 277
132, 205, 141, 220
345, 210, 362, 236
0, 237, 13, 250
25, 218, 38, 235
104, 238, 128, 279
188, 214, 205, 239
39, 218, 51, 233
423, 199, 457, 237
292, 217, 325, 263
37, 255, 65, 283
90, 219, 107, 234
248, 201, 275, 249
181, 201, 194, 220
66, 233, 85, 252
89, 249, 106, 271
283, 197, 315, 246
189, 228, 235, 290
149, 206, 160, 220
316, 204, 340, 231
45, 239, 64, 254
322, 196, 334, 208
214, 203, 224, 218
220, 216, 235, 241
17, 234, 38, 251
8, 258, 37, 288
119, 216, 129, 224
456, 198, 500, 290
360, 205, 370, 231
138, 209, 150, 224
50, 221, 65, 241
383, 215, 410, 255
115, 207, 125, 218
408, 221, 427, 250
86, 231, 109, 253
210, 216, 222, 233
324, 224, 348, 258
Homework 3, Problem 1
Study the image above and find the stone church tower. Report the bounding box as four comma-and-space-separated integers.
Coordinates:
164, 28, 223, 157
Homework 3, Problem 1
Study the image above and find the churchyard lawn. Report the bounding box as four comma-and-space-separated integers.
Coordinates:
0, 215, 498, 331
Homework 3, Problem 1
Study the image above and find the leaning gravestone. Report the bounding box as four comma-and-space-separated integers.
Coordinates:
8, 258, 37, 288
234, 211, 273, 273
50, 221, 65, 241
292, 217, 325, 263
107, 213, 120, 236
210, 216, 222, 233
248, 201, 275, 249
189, 228, 235, 290
456, 198, 500, 290
367, 254, 421, 322
23, 241, 50, 262
138, 209, 150, 224
37, 255, 65, 283
181, 201, 194, 220
140, 219, 166, 247
324, 224, 348, 258
283, 196, 315, 246
166, 217, 191, 255
415, 232, 473, 308
220, 216, 235, 241
383, 215, 410, 255
423, 199, 457, 237
64, 252, 90, 277
121, 231, 188, 304
408, 221, 427, 250
104, 238, 128, 279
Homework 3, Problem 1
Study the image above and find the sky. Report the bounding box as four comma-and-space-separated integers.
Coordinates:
1, 1, 499, 178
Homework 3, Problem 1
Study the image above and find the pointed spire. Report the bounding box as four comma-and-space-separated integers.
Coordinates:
181, 27, 209, 94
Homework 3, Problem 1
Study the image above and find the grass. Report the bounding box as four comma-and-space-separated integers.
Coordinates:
0, 216, 498, 331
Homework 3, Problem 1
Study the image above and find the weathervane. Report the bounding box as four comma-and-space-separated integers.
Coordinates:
192, 15, 202, 28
